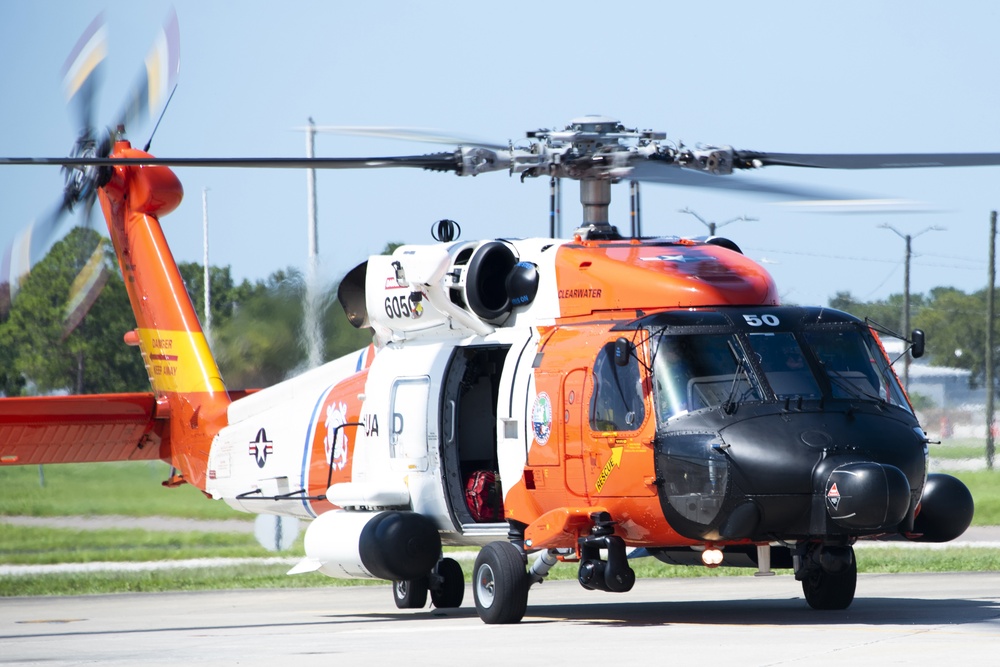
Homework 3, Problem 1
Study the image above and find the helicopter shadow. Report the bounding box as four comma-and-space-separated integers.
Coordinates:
518, 595, 1000, 627
342, 594, 1000, 629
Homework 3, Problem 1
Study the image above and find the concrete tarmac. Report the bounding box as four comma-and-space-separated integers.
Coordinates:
2, 573, 998, 666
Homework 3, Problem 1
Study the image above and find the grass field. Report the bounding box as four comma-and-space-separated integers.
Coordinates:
1, 459, 998, 597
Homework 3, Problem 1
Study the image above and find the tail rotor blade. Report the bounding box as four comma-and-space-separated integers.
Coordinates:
0, 198, 73, 315
112, 8, 180, 133
61, 13, 107, 136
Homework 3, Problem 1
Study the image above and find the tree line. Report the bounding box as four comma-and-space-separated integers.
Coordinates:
0, 227, 372, 396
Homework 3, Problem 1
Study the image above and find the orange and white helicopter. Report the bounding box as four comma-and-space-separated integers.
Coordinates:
0, 19, 991, 625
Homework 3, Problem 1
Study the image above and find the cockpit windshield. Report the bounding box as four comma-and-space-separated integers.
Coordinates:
803, 329, 910, 407
649, 312, 911, 422
652, 334, 761, 420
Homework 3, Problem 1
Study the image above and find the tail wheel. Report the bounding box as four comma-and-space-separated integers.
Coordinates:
473, 541, 529, 624
802, 546, 857, 610
392, 576, 428, 609
430, 557, 465, 609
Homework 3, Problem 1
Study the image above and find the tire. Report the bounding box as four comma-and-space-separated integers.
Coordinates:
802, 548, 857, 610
392, 576, 428, 609
430, 557, 465, 609
473, 541, 529, 624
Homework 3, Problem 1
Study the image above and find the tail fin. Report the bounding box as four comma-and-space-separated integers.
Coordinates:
97, 139, 229, 489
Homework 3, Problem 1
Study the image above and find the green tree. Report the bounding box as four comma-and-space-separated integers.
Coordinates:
918, 287, 990, 386
177, 262, 257, 329
0, 227, 146, 395
829, 290, 924, 334
211, 269, 308, 388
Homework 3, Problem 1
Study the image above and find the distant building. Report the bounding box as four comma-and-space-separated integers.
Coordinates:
882, 339, 981, 409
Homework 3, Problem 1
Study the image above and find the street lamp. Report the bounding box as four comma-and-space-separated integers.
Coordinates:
679, 207, 757, 235
879, 223, 944, 390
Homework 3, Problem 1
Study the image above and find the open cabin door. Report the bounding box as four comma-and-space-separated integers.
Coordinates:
440, 345, 510, 529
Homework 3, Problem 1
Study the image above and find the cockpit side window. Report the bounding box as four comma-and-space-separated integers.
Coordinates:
590, 341, 645, 432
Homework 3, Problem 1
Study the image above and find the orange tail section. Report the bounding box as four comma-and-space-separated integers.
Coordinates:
97, 139, 230, 490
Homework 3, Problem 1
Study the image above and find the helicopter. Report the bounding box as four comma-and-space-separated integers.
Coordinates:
0, 18, 988, 627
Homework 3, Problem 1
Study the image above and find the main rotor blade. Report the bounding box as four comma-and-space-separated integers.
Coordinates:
309, 126, 510, 151
738, 151, 1000, 169
628, 160, 845, 200
0, 153, 463, 171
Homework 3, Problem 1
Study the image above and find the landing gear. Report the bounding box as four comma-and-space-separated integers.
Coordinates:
394, 557, 466, 609
430, 557, 465, 608
392, 576, 428, 609
796, 544, 857, 610
473, 541, 529, 624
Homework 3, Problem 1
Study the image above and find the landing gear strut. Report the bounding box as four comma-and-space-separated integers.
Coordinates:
430, 556, 465, 608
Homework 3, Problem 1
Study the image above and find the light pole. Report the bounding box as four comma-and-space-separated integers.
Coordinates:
879, 223, 944, 390
303, 118, 322, 369
679, 207, 757, 235
202, 187, 211, 343
986, 211, 996, 470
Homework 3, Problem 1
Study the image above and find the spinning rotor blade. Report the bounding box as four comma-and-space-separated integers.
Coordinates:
1, 10, 181, 323
0, 198, 74, 316
310, 126, 509, 151
737, 151, 1000, 170
112, 8, 180, 135
0, 153, 466, 172
627, 160, 844, 201
61, 13, 107, 137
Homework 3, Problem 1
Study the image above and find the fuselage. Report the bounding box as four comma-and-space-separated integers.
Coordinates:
201, 235, 928, 554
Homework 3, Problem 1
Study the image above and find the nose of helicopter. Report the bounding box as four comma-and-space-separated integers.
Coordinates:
655, 404, 927, 542
818, 460, 911, 531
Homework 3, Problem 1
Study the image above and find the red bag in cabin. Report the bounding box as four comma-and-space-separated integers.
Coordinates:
465, 470, 498, 522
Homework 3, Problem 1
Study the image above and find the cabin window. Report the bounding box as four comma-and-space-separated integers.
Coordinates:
590, 342, 645, 432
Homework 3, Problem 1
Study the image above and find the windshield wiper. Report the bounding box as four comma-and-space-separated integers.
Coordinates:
722, 347, 752, 415
824, 368, 885, 405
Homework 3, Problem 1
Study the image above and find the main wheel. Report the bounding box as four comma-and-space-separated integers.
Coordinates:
473, 541, 529, 624
430, 557, 465, 608
392, 576, 428, 609
802, 547, 857, 610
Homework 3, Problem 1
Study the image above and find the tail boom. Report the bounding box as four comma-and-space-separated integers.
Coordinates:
98, 140, 230, 489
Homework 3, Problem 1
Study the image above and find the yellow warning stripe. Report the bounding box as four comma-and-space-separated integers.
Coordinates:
137, 328, 225, 395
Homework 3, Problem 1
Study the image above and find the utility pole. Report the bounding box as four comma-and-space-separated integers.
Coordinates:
879, 224, 943, 391
679, 207, 756, 236
986, 211, 996, 470
304, 117, 322, 369
202, 187, 211, 341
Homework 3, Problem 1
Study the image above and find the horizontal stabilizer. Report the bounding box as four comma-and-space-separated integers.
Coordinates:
287, 557, 323, 576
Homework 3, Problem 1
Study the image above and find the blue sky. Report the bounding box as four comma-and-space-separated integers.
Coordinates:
2, 1, 999, 310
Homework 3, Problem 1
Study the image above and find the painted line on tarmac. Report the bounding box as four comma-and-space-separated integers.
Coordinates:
0, 551, 482, 576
